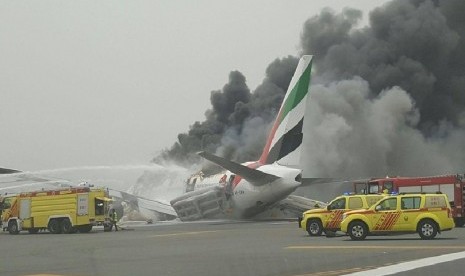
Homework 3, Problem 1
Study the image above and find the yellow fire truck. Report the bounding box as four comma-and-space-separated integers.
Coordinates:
1, 187, 112, 234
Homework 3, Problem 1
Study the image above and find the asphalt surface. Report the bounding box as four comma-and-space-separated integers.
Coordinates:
1, 220, 465, 276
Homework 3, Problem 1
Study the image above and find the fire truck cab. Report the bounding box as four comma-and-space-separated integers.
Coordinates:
353, 175, 465, 227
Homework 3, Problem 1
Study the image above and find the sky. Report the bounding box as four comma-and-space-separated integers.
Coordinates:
0, 0, 390, 172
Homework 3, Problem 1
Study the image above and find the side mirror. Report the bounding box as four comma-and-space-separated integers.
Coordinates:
375, 205, 382, 211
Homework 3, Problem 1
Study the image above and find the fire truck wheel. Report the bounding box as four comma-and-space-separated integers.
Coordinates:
8, 221, 19, 235
61, 219, 73, 234
418, 219, 438, 240
48, 219, 62, 234
306, 219, 323, 236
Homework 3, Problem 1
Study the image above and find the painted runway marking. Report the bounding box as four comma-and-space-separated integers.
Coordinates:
294, 266, 378, 276
149, 230, 219, 237
285, 245, 465, 250
343, 250, 465, 275
23, 274, 67, 276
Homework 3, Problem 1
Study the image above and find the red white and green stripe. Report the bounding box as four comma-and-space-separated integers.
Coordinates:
259, 55, 313, 166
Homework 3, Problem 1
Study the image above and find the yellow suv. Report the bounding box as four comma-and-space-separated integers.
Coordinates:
340, 193, 455, 240
298, 194, 386, 236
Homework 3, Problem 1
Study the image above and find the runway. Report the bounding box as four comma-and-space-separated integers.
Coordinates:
1, 220, 465, 276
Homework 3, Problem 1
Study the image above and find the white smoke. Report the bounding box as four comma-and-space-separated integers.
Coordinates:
302, 77, 465, 178
129, 162, 193, 202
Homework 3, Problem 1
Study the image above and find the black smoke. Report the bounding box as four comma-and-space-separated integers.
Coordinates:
299, 0, 465, 177
302, 0, 465, 132
153, 56, 298, 170
154, 0, 465, 177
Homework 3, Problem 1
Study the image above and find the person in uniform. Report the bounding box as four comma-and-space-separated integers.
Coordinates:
111, 209, 118, 232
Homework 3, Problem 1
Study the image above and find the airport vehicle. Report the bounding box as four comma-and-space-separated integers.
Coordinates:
1, 186, 112, 234
170, 55, 325, 221
340, 193, 455, 240
298, 194, 386, 236
353, 175, 465, 227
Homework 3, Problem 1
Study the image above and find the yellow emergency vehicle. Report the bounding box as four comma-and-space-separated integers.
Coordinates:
340, 193, 455, 240
298, 194, 386, 236
1, 187, 112, 234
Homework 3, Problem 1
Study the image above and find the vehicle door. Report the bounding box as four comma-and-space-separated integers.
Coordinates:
325, 197, 347, 229
372, 198, 402, 232
398, 196, 421, 231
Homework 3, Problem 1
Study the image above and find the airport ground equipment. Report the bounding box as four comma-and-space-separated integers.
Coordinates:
353, 174, 465, 227
1, 186, 112, 234
340, 193, 455, 240
298, 194, 385, 236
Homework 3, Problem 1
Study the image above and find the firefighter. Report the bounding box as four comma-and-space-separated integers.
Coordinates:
111, 209, 118, 232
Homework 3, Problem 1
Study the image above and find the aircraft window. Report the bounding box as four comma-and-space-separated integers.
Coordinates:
401, 197, 421, 210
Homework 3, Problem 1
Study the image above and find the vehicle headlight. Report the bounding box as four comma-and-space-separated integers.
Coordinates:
342, 214, 347, 220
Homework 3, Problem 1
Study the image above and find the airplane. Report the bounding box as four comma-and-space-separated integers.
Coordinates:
0, 55, 326, 222
169, 55, 327, 221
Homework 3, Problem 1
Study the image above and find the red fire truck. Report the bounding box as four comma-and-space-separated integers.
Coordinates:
353, 174, 465, 227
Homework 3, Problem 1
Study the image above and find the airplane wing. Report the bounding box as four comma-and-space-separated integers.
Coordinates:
0, 168, 21, 174
276, 195, 327, 214
108, 188, 177, 218
197, 151, 280, 186
0, 170, 74, 194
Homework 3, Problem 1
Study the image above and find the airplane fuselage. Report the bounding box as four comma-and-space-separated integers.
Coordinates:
187, 162, 301, 218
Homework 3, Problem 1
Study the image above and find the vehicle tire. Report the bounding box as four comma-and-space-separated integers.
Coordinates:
8, 220, 19, 235
306, 219, 323, 236
48, 219, 62, 234
61, 218, 73, 234
78, 224, 93, 233
28, 228, 39, 234
418, 219, 438, 240
348, 221, 368, 241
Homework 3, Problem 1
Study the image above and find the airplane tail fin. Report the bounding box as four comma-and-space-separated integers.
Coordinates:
258, 55, 313, 167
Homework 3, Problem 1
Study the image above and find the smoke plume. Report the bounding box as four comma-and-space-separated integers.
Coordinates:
153, 0, 465, 178
299, 0, 465, 177
153, 57, 298, 171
